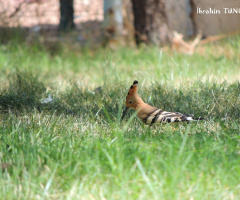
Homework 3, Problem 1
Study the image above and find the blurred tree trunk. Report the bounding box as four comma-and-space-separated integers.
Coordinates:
122, 0, 135, 46
59, 0, 75, 32
131, 0, 172, 46
103, 0, 123, 47
103, 0, 135, 47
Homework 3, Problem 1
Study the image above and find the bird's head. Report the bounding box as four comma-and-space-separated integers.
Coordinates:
121, 80, 141, 120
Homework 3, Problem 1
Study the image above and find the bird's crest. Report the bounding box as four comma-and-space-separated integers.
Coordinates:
126, 80, 138, 99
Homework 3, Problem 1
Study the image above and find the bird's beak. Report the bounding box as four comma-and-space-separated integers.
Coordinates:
121, 107, 129, 121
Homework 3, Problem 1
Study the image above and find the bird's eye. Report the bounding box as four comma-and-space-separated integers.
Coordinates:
129, 100, 132, 104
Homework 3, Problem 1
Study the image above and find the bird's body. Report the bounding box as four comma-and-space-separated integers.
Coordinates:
121, 80, 203, 125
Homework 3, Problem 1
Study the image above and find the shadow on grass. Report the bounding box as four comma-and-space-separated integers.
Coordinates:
0, 71, 124, 122
1, 71, 240, 123
0, 71, 46, 112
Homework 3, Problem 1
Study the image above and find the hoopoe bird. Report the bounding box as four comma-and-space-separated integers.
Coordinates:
121, 80, 204, 125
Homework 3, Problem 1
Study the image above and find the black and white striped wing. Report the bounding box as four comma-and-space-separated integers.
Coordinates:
142, 109, 194, 125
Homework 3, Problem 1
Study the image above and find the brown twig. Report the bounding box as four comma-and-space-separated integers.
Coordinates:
9, 2, 24, 18
199, 31, 240, 45
172, 31, 202, 54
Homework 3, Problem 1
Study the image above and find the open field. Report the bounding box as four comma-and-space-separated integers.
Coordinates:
0, 36, 240, 199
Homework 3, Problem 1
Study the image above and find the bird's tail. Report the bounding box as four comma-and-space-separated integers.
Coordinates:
186, 116, 205, 121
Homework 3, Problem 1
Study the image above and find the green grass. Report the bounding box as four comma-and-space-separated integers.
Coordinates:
0, 36, 240, 199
